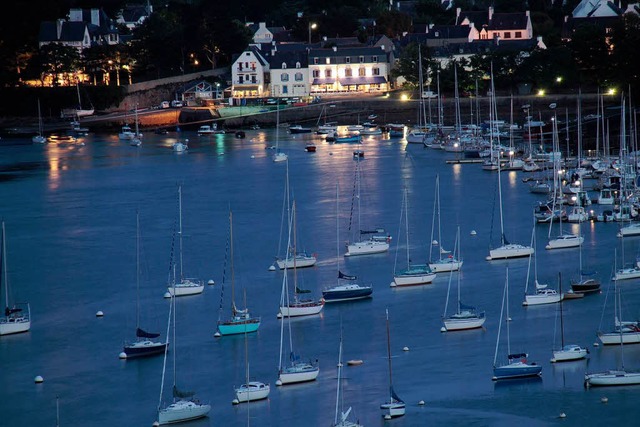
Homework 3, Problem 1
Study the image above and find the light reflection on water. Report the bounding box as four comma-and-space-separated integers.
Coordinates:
0, 129, 637, 426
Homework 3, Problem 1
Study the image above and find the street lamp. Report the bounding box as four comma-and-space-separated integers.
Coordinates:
308, 22, 317, 45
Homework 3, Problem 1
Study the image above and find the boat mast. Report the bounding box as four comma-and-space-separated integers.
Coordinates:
178, 186, 184, 281
230, 210, 237, 315
334, 333, 343, 426
171, 267, 177, 393
386, 309, 394, 401
455, 227, 461, 314
136, 211, 140, 331
558, 273, 564, 349
493, 267, 508, 367
403, 189, 410, 270
1, 222, 6, 313
506, 267, 511, 357
158, 280, 173, 411
428, 175, 439, 262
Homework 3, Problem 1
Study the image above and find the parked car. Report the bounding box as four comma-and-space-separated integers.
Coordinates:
160, 101, 170, 109
171, 100, 183, 108
422, 90, 438, 99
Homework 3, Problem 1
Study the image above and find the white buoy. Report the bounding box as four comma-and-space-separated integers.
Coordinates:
277, 312, 283, 319
559, 413, 566, 419
96, 310, 104, 317
119, 352, 127, 360
276, 379, 283, 386
214, 331, 221, 338
507, 317, 512, 322
418, 400, 425, 406
601, 397, 608, 403
440, 326, 447, 332
163, 292, 171, 299
403, 346, 409, 352
207, 279, 215, 285
268, 265, 276, 271
232, 398, 239, 405
34, 375, 44, 383
185, 138, 189, 142
470, 230, 477, 236
250, 155, 255, 159
593, 342, 599, 347
384, 414, 392, 420
432, 239, 438, 245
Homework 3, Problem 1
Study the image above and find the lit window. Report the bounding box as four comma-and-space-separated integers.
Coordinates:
359, 68, 365, 77
325, 69, 332, 78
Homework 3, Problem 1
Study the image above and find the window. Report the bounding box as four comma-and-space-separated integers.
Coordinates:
313, 58, 319, 65
239, 75, 244, 83
251, 75, 256, 83
245, 52, 250, 56
282, 85, 288, 94
372, 68, 380, 76
372, 56, 378, 63
295, 62, 301, 69
504, 32, 511, 39
282, 62, 287, 69
346, 57, 351, 64
358, 67, 365, 77
295, 72, 303, 81
325, 58, 330, 64
359, 56, 364, 63
281, 73, 289, 82
515, 31, 522, 38
345, 68, 352, 77
325, 69, 332, 78
312, 69, 320, 78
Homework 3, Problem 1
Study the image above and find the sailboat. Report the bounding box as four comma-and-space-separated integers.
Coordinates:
486, 137, 534, 260
74, 83, 94, 117
551, 273, 588, 362
273, 103, 288, 162
428, 175, 462, 272
0, 221, 31, 336
345, 156, 390, 257
392, 188, 435, 286
234, 302, 270, 402
216, 210, 261, 336
570, 219, 601, 294
123, 212, 168, 359
130, 106, 142, 147
332, 332, 363, 427
492, 267, 542, 380
278, 201, 323, 317
406, 46, 433, 144
380, 309, 405, 418
613, 240, 640, 281
586, 287, 640, 386
523, 227, 562, 306
166, 186, 204, 297
273, 161, 316, 270
441, 227, 486, 331
323, 185, 373, 303
156, 283, 210, 424
32, 99, 46, 144
276, 241, 320, 384
597, 279, 640, 345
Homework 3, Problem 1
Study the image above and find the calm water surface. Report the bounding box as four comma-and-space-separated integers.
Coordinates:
0, 129, 638, 426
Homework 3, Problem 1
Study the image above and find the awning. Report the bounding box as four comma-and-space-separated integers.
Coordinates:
233, 85, 259, 90
312, 78, 336, 85
338, 76, 387, 85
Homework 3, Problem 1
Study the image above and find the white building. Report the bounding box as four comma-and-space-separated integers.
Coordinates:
231, 46, 270, 98
269, 50, 310, 98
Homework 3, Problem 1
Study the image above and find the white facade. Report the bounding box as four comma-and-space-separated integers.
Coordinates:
252, 22, 274, 44
270, 63, 310, 98
231, 48, 269, 98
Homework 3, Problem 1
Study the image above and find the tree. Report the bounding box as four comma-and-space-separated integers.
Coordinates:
390, 42, 437, 87
376, 10, 413, 38
569, 23, 610, 87
38, 43, 81, 86
608, 13, 640, 95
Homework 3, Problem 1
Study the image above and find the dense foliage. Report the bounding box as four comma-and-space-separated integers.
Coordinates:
0, 0, 637, 97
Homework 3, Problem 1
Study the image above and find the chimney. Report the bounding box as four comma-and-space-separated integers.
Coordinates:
259, 22, 267, 30
332, 46, 337, 52
456, 7, 461, 22
56, 19, 64, 40
526, 10, 530, 17
91, 8, 100, 26
488, 6, 494, 21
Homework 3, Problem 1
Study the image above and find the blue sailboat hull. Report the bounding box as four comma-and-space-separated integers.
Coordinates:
217, 320, 261, 336
493, 363, 542, 380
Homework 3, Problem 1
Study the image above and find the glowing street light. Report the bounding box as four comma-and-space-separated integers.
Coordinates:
308, 23, 317, 44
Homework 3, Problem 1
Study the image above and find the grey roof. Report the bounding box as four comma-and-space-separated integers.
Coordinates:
430, 39, 539, 58
310, 46, 389, 57
269, 51, 309, 69
427, 25, 472, 39
488, 13, 528, 31
457, 11, 487, 26
39, 21, 87, 43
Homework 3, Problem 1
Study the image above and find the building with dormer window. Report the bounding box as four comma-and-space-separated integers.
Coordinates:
231, 46, 270, 98
456, 7, 532, 41
39, 8, 120, 52
269, 51, 309, 97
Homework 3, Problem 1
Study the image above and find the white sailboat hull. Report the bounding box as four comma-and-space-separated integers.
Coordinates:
279, 301, 324, 317
598, 331, 640, 345
551, 345, 588, 362
235, 382, 270, 402
523, 292, 562, 306
443, 315, 486, 331
167, 280, 204, 296
617, 224, 640, 237
392, 270, 436, 286
345, 240, 389, 256
278, 365, 319, 384
158, 400, 211, 424
545, 235, 583, 249
380, 402, 406, 417
0, 317, 31, 336
488, 244, 534, 260
585, 370, 640, 387
276, 255, 317, 269
428, 259, 462, 272
613, 267, 640, 281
